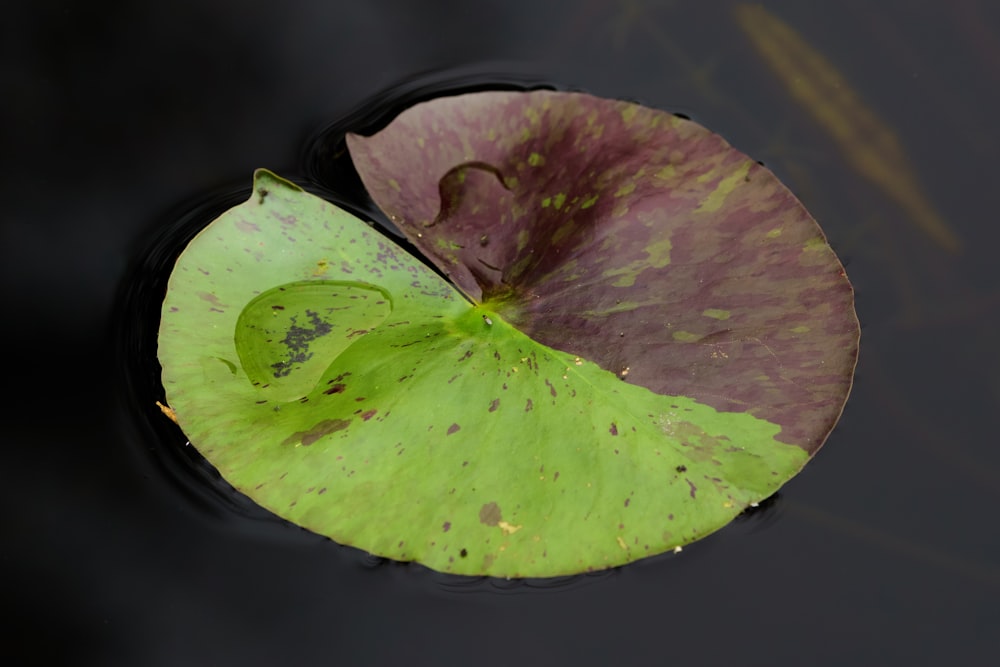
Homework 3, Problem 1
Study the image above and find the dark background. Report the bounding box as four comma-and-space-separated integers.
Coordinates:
4, 1, 999, 665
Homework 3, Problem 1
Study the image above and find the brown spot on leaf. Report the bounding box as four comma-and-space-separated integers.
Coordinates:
442, 521, 451, 532
488, 398, 500, 412
479, 502, 502, 526
460, 548, 468, 558
235, 219, 260, 233
525, 398, 534, 412
361, 409, 377, 421
609, 422, 618, 435
676, 464, 687, 473
281, 418, 350, 446
323, 384, 346, 394
447, 423, 461, 435
196, 292, 227, 308
687, 479, 698, 498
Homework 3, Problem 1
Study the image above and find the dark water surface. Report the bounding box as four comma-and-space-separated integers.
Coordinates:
5, 1, 999, 665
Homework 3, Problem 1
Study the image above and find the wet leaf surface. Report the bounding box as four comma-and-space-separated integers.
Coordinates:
160, 92, 858, 577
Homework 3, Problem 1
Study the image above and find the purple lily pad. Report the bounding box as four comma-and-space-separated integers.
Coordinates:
347, 90, 858, 452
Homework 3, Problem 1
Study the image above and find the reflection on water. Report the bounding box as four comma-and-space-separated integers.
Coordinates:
735, 4, 961, 252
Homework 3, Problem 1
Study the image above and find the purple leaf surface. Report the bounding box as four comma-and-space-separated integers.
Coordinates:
347, 91, 858, 452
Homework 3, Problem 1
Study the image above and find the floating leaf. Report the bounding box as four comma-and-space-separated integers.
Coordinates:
159, 91, 858, 577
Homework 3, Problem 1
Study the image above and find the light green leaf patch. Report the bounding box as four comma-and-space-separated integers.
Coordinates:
159, 170, 807, 577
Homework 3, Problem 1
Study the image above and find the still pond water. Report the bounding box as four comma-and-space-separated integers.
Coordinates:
6, 1, 999, 664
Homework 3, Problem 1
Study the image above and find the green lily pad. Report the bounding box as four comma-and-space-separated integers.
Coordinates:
159, 91, 858, 577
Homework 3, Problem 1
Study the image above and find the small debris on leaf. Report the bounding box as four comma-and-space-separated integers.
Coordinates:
156, 401, 178, 424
